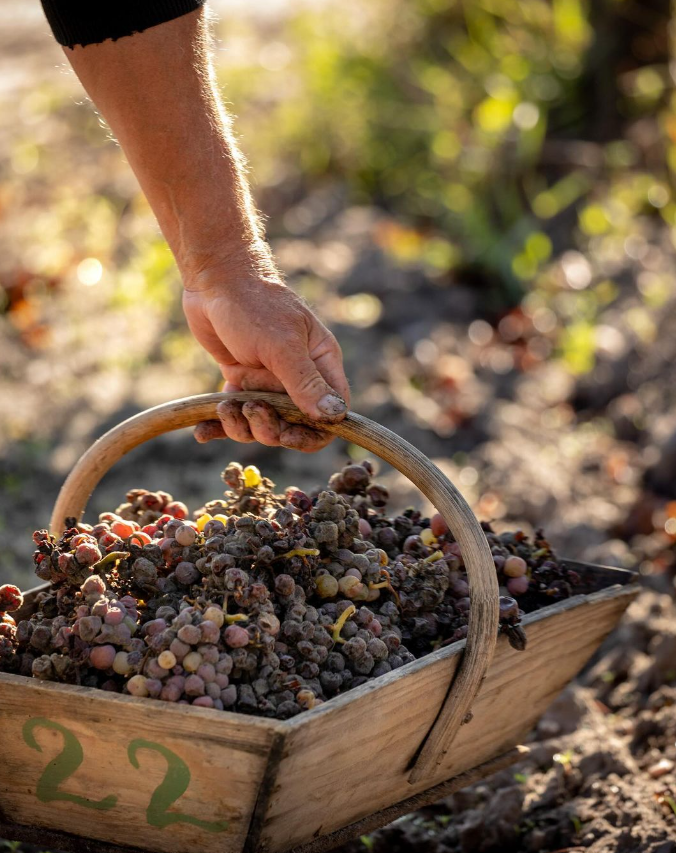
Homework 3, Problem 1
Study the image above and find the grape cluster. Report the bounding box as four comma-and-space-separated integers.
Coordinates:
0, 461, 579, 716
0, 584, 24, 669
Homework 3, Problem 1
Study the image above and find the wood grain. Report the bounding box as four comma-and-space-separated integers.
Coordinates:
0, 748, 528, 853
0, 674, 285, 853
243, 731, 287, 853
0, 818, 146, 853
49, 392, 499, 777
289, 746, 530, 853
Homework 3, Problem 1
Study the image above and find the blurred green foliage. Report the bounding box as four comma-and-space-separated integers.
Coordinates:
220, 0, 672, 331
0, 0, 673, 398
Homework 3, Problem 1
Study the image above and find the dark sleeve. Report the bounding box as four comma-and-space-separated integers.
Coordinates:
41, 0, 207, 49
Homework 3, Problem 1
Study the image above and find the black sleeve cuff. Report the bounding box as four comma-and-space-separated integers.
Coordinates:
41, 0, 207, 49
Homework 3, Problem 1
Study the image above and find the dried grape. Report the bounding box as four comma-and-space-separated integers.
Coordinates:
0, 460, 579, 716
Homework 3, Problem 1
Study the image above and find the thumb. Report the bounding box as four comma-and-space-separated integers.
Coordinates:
272, 342, 348, 423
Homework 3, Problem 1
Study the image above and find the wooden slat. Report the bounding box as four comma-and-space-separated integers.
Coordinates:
560, 559, 635, 594
0, 748, 529, 853
258, 584, 638, 852
0, 817, 146, 853
290, 746, 530, 853
0, 675, 285, 853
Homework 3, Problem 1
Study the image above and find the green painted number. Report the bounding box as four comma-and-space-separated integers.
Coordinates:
22, 718, 118, 811
128, 739, 229, 832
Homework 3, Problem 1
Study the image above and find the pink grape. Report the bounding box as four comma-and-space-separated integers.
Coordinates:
89, 645, 116, 670
507, 575, 529, 596
224, 625, 249, 648
430, 513, 449, 538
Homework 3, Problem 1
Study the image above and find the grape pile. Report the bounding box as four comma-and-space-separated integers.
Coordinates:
0, 461, 581, 718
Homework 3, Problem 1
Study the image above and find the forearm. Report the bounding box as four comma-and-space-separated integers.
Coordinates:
64, 8, 272, 282
52, 3, 348, 436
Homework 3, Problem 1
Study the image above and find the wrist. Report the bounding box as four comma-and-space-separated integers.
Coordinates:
159, 184, 269, 281
180, 239, 283, 295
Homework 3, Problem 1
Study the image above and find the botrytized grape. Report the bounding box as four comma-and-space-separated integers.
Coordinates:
127, 674, 150, 697
0, 584, 24, 612
224, 625, 249, 648
504, 555, 528, 578
507, 575, 530, 596
1, 459, 578, 717
89, 644, 117, 670
182, 651, 203, 672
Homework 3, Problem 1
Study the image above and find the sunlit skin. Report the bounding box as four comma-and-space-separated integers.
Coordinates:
62, 8, 349, 452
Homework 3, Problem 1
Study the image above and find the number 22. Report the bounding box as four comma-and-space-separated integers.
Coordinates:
22, 719, 229, 832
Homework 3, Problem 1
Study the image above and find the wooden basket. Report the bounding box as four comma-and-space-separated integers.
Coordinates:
0, 393, 639, 853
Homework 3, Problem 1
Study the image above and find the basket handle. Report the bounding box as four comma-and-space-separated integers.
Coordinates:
50, 391, 498, 783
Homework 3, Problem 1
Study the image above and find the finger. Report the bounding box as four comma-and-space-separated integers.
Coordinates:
224, 362, 348, 412
222, 366, 285, 393
221, 380, 243, 392
216, 400, 254, 443
194, 420, 227, 443
272, 342, 347, 423
195, 382, 244, 444
279, 424, 334, 453
241, 401, 282, 447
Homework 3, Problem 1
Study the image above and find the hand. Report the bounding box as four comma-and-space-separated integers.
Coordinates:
183, 262, 350, 452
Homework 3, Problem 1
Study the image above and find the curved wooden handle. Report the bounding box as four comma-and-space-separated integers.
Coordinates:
50, 392, 498, 782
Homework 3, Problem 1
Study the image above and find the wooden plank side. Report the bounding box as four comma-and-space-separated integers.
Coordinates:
0, 749, 528, 853
259, 586, 637, 852
289, 746, 530, 853
433, 586, 638, 782
0, 675, 284, 853
0, 818, 147, 853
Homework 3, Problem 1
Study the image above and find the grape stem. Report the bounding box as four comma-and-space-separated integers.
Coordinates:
273, 548, 320, 561
330, 604, 356, 644
91, 551, 130, 572
368, 569, 401, 608
423, 550, 445, 564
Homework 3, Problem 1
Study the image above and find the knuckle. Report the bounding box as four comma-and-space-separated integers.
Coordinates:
309, 331, 341, 362
217, 401, 242, 419
242, 400, 275, 418
295, 371, 328, 397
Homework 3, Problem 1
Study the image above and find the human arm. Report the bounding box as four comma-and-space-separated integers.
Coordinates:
45, 4, 349, 450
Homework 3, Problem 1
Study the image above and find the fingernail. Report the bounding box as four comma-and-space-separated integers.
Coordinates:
317, 394, 347, 416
